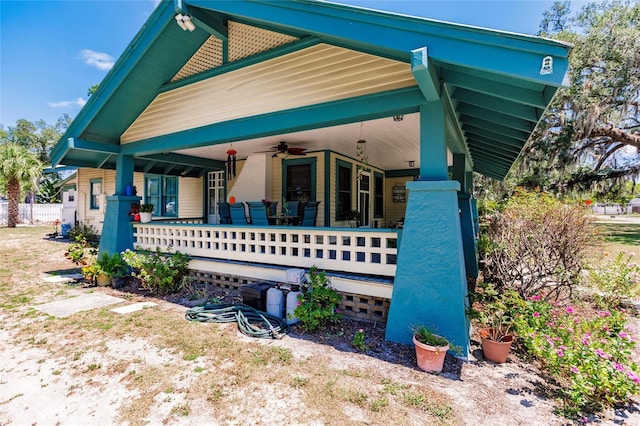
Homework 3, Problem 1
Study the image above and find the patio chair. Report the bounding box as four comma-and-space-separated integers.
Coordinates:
229, 202, 248, 225
268, 201, 279, 217
217, 202, 231, 224
246, 202, 270, 226
284, 201, 303, 225
300, 201, 320, 226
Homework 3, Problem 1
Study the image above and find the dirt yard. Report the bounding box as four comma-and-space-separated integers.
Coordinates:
1, 225, 639, 425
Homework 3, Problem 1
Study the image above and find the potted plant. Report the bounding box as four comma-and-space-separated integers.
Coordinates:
412, 325, 449, 373
139, 204, 154, 223
81, 260, 109, 286
478, 310, 514, 363
97, 252, 129, 289
476, 286, 516, 363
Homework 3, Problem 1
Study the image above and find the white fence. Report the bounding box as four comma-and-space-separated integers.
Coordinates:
134, 223, 399, 277
0, 203, 63, 225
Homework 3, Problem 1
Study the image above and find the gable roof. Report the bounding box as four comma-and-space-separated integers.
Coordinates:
52, 0, 572, 180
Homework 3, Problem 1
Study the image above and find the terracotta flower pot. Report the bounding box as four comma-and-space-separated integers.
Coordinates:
480, 328, 514, 363
413, 335, 449, 373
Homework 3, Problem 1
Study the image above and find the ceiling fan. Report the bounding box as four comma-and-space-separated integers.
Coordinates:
268, 141, 307, 157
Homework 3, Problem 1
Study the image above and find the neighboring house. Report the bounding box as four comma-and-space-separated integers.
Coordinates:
50, 0, 572, 356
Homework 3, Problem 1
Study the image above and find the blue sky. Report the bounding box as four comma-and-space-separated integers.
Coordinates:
0, 0, 581, 128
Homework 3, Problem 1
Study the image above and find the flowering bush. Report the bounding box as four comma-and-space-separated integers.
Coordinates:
513, 297, 639, 417
587, 252, 640, 308
293, 266, 342, 331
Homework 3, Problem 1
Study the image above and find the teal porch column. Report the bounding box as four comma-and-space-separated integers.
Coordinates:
453, 159, 479, 280
98, 155, 139, 255
385, 101, 470, 358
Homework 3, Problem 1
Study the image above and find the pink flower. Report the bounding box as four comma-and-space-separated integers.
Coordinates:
556, 349, 564, 357
358, 329, 364, 333
570, 366, 579, 374
626, 371, 640, 384
614, 363, 625, 372
566, 306, 574, 314
619, 331, 629, 340
296, 301, 301, 306
598, 311, 611, 317
529, 295, 541, 301
595, 349, 610, 359
533, 312, 540, 317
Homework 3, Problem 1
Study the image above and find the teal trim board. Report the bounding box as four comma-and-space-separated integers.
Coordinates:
385, 180, 470, 358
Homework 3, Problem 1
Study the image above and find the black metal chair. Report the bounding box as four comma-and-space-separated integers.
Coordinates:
229, 202, 248, 224
300, 201, 320, 226
246, 202, 270, 226
217, 202, 231, 224
268, 201, 279, 217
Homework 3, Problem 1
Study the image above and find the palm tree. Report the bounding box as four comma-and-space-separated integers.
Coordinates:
0, 143, 43, 227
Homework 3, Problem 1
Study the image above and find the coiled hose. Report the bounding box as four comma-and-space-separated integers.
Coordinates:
185, 303, 289, 339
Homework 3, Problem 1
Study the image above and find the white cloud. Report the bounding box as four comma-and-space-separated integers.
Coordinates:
48, 98, 87, 108
80, 49, 114, 71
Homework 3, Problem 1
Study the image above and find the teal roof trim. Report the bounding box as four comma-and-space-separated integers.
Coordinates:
187, 0, 571, 86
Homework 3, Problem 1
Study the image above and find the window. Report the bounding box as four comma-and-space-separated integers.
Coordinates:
144, 175, 178, 217
336, 160, 352, 220
283, 158, 315, 203
374, 172, 383, 218
89, 179, 102, 210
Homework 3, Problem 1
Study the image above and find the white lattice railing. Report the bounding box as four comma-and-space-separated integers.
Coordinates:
133, 223, 399, 277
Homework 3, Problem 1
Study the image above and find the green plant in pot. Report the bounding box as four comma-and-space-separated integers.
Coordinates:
81, 260, 108, 286
139, 204, 154, 223
474, 284, 517, 363
97, 251, 129, 289
412, 325, 449, 373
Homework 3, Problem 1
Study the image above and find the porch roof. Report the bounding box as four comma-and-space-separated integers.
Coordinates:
51, 0, 572, 180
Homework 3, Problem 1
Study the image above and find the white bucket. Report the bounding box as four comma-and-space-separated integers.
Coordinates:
286, 290, 301, 325
266, 287, 284, 319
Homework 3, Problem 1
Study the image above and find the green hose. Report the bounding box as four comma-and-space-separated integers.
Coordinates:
185, 303, 289, 339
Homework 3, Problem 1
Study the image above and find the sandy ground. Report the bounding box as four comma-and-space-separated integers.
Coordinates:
1, 225, 640, 425
1, 281, 639, 426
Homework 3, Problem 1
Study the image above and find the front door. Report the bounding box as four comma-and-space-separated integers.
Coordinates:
207, 171, 225, 224
358, 172, 370, 227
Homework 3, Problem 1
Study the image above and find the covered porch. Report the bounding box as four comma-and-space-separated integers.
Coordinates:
50, 0, 572, 357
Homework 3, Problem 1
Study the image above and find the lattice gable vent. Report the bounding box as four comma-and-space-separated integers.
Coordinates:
172, 36, 224, 81
228, 21, 298, 62
172, 21, 299, 82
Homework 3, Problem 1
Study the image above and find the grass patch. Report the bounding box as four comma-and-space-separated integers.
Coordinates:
595, 223, 640, 257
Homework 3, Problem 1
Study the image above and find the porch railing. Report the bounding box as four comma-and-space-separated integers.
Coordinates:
133, 223, 399, 277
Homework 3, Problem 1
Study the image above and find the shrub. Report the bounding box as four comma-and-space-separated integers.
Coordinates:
67, 222, 100, 245
512, 298, 639, 417
482, 190, 596, 301
122, 248, 190, 295
587, 252, 640, 309
293, 266, 341, 331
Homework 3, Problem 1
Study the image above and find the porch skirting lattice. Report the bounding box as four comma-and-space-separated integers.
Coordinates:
188, 269, 390, 323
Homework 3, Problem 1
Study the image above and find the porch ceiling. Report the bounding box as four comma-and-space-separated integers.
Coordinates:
51, 0, 572, 181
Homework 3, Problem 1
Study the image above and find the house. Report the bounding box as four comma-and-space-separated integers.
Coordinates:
51, 0, 572, 357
